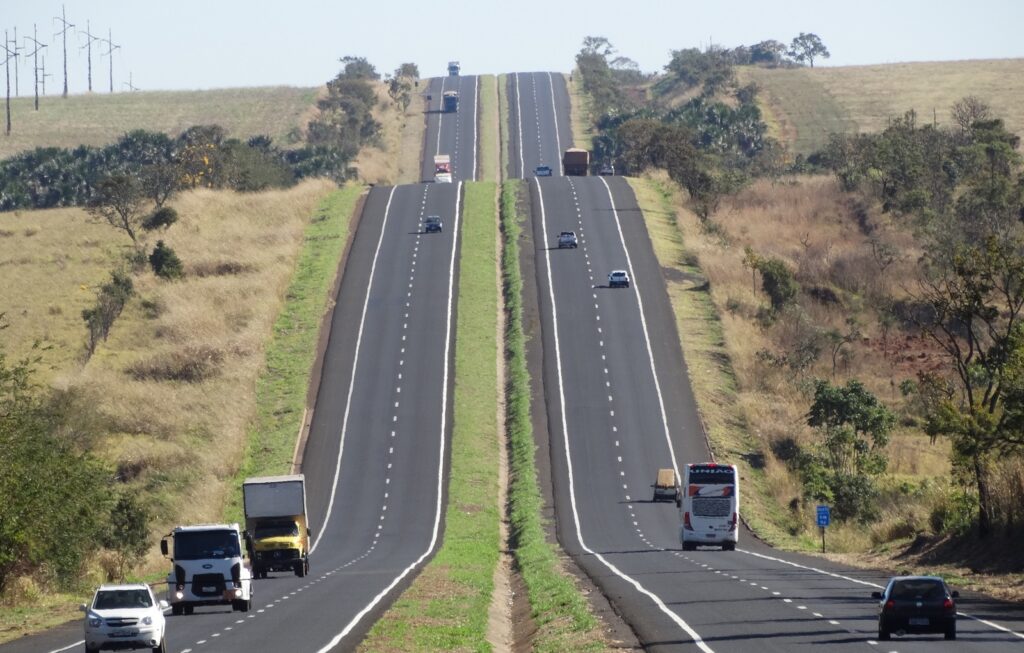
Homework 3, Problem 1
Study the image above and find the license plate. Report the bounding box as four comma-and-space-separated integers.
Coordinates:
203, 586, 217, 592
909, 617, 929, 626
111, 630, 139, 638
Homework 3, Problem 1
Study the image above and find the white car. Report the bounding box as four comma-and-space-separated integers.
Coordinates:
82, 584, 168, 652
608, 270, 631, 288
434, 172, 453, 183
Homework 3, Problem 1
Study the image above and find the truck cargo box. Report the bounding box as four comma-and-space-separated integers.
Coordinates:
243, 475, 306, 519
562, 148, 590, 176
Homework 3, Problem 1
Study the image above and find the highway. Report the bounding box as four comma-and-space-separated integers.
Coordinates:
9, 74, 478, 653
514, 72, 1024, 651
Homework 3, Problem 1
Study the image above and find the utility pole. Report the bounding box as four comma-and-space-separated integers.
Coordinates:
24, 24, 47, 110
40, 56, 53, 96
123, 71, 138, 92
53, 4, 74, 98
101, 28, 119, 94
1, 32, 15, 134
78, 20, 101, 93
9, 28, 22, 96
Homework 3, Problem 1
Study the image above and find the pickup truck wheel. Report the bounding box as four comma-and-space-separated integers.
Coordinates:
171, 604, 183, 616
183, 605, 194, 616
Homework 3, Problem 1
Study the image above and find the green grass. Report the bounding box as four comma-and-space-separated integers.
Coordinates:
498, 75, 510, 179
478, 76, 500, 183
567, 72, 595, 150
226, 183, 363, 521
0, 87, 318, 159
501, 180, 609, 651
360, 181, 500, 651
626, 176, 794, 547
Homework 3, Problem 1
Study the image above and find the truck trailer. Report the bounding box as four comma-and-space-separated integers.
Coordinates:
562, 148, 590, 176
243, 474, 310, 578
442, 90, 459, 113
161, 523, 253, 615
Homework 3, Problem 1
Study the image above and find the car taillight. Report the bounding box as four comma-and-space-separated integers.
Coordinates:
943, 598, 955, 611
884, 599, 895, 611
683, 512, 693, 530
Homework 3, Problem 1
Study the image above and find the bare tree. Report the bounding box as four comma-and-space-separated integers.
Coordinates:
950, 96, 992, 135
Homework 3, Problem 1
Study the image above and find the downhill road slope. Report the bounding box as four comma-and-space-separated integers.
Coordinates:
514, 72, 1024, 652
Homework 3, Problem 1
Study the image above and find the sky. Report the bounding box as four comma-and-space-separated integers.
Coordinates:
0, 0, 1022, 94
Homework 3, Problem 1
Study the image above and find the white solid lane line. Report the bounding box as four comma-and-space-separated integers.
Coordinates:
535, 178, 714, 652
514, 73, 525, 178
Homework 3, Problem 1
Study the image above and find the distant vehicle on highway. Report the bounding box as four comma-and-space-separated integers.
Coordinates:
160, 523, 253, 615
442, 90, 459, 112
434, 172, 453, 183
535, 165, 553, 177
563, 148, 589, 176
447, 61, 460, 76
680, 462, 739, 550
81, 583, 168, 653
608, 270, 630, 288
424, 216, 443, 233
872, 576, 959, 641
652, 468, 681, 506
598, 162, 615, 176
557, 231, 578, 248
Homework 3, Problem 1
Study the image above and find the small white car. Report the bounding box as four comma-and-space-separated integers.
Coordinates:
82, 584, 168, 652
434, 172, 453, 183
608, 270, 631, 288
557, 231, 578, 248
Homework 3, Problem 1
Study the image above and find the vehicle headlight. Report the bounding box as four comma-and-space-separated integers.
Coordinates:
142, 616, 153, 625
175, 591, 184, 600
88, 616, 103, 628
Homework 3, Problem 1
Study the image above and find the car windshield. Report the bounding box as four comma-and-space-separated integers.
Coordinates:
255, 522, 299, 539
173, 530, 240, 560
94, 589, 152, 610
891, 579, 945, 600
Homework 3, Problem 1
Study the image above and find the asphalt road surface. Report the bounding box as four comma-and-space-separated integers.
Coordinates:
514, 72, 1024, 652
506, 71, 573, 178
422, 74, 479, 183
13, 76, 472, 653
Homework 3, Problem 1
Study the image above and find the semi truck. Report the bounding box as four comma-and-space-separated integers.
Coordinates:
434, 154, 453, 183
447, 61, 460, 76
243, 474, 310, 579
563, 148, 590, 176
442, 90, 459, 113
160, 523, 253, 615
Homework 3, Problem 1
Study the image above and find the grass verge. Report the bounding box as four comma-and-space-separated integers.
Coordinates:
567, 72, 594, 150
359, 181, 500, 650
502, 180, 610, 651
478, 75, 500, 183
625, 175, 794, 547
227, 183, 364, 520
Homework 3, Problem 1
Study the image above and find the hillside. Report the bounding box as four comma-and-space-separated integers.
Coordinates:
0, 86, 320, 159
739, 58, 1024, 154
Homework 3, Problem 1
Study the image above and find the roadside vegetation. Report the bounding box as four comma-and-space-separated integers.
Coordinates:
574, 36, 1024, 593
360, 181, 500, 650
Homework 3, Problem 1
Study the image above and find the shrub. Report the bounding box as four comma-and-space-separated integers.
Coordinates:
126, 345, 224, 383
142, 206, 179, 231
757, 257, 799, 311
82, 270, 134, 357
149, 240, 184, 279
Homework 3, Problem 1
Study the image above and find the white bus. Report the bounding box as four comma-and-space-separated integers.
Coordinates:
680, 462, 739, 551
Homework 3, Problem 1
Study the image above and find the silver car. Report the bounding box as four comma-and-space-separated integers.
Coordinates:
82, 584, 168, 652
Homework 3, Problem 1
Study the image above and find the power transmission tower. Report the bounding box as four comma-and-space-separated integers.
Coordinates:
78, 20, 101, 93
53, 4, 74, 98
1, 31, 16, 134
40, 56, 53, 96
23, 24, 47, 110
123, 71, 138, 92
100, 28, 119, 94
8, 28, 22, 97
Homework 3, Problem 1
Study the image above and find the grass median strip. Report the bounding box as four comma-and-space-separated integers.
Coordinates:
502, 180, 610, 652
478, 75, 500, 183
359, 181, 500, 651
227, 182, 363, 518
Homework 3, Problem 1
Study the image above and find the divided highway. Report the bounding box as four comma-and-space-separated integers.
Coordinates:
515, 72, 1024, 651
10, 75, 478, 653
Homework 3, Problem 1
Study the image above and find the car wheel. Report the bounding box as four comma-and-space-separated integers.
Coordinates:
153, 638, 167, 653
295, 561, 306, 578
722, 542, 736, 551
878, 628, 890, 641
682, 541, 695, 551
945, 626, 956, 640
183, 605, 194, 616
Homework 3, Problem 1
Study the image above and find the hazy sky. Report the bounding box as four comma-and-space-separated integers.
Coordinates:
1, 0, 1022, 94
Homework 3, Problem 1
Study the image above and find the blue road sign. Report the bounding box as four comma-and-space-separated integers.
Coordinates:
816, 505, 831, 527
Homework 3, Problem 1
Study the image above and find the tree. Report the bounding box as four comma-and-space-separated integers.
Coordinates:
139, 162, 180, 208
751, 40, 788, 66
149, 240, 184, 279
339, 56, 379, 80
394, 63, 419, 80
788, 32, 830, 68
756, 257, 799, 311
103, 494, 149, 581
87, 175, 147, 244
950, 96, 992, 136
581, 36, 615, 58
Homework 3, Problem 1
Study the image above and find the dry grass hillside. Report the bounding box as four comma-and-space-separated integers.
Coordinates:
739, 59, 1024, 154
350, 82, 426, 185
0, 87, 319, 159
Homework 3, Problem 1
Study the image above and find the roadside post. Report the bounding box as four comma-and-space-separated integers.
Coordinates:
816, 505, 831, 553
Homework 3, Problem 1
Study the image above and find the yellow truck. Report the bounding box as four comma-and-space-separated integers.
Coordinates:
243, 474, 310, 578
